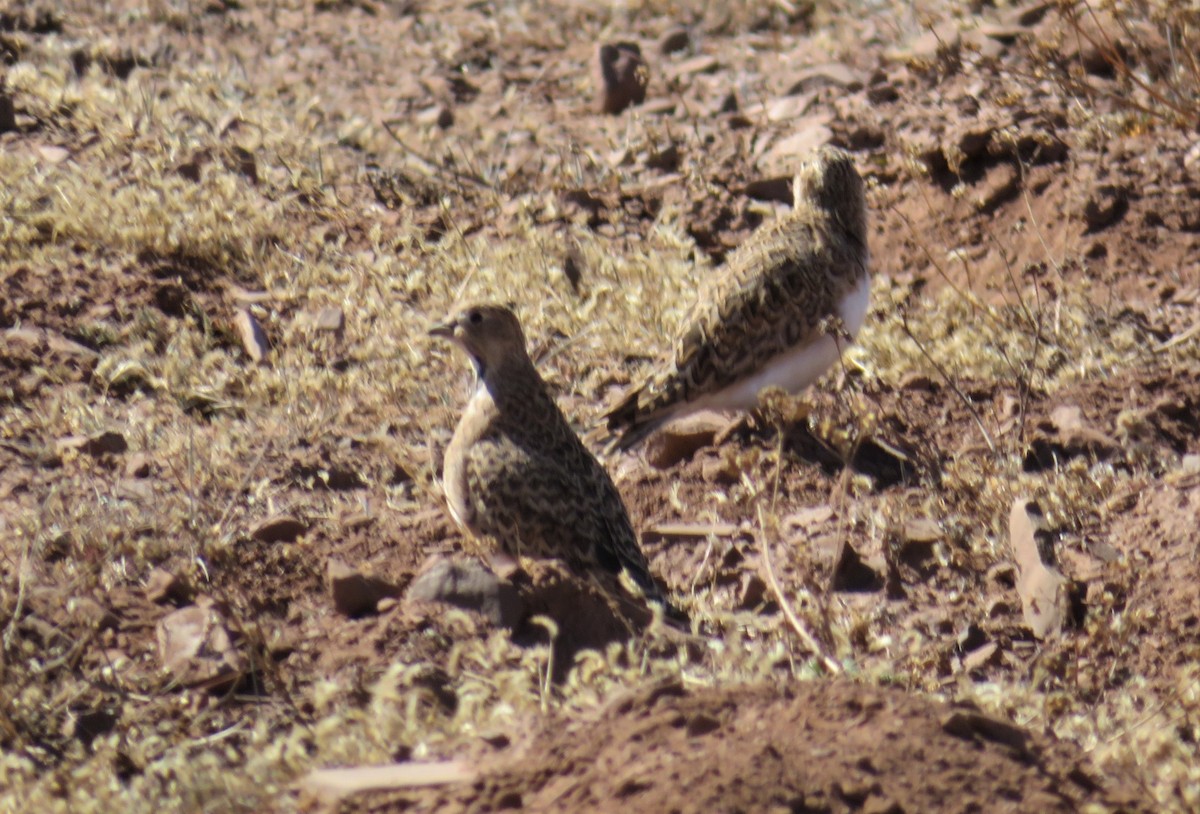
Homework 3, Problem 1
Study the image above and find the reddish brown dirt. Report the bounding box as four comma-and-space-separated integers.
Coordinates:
325, 679, 1146, 814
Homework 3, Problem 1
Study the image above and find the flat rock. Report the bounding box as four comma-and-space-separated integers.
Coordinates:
234, 308, 269, 363
313, 306, 345, 333
784, 63, 863, 95
643, 410, 734, 468
1009, 499, 1070, 639
405, 557, 522, 627
764, 92, 818, 123
156, 604, 243, 689
668, 54, 718, 78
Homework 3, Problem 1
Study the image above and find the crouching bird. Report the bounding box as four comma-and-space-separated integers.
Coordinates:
604, 145, 870, 451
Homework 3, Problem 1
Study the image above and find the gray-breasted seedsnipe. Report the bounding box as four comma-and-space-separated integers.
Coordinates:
605, 145, 870, 450
430, 303, 677, 615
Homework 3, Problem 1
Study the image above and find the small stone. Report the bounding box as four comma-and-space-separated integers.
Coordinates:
1010, 499, 1070, 639
38, 144, 70, 165
416, 104, 454, 129
70, 596, 119, 631
1049, 405, 1085, 432
156, 605, 244, 689
784, 63, 863, 95
637, 98, 677, 116
405, 557, 523, 628
314, 306, 345, 333
765, 92, 817, 123
144, 567, 192, 604
903, 517, 941, 543
327, 558, 403, 618
339, 509, 376, 530
643, 411, 732, 469
899, 518, 940, 570
986, 596, 1016, 618
975, 22, 1029, 45
594, 41, 648, 114
250, 514, 306, 543
783, 505, 835, 533
962, 641, 998, 672
115, 479, 154, 501
669, 54, 718, 78
234, 308, 269, 363
226, 286, 274, 305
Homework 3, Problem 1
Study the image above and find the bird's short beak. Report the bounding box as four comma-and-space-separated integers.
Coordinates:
428, 319, 457, 339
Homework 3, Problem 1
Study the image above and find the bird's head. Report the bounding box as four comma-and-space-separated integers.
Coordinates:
792, 145, 867, 246
428, 302, 530, 377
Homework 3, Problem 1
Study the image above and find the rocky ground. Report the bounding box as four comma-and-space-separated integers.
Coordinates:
1, 1, 1198, 812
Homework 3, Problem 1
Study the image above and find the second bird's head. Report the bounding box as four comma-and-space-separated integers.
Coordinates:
429, 302, 529, 376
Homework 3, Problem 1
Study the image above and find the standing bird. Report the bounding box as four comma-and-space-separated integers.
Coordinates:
604, 145, 870, 450
429, 303, 678, 616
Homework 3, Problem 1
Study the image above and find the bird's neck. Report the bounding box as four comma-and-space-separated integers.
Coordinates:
475, 355, 548, 409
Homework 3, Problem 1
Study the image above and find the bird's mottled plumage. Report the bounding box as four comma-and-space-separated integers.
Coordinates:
605, 145, 870, 450
431, 303, 674, 612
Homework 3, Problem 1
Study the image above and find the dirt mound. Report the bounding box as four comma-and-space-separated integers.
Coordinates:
343, 679, 1145, 813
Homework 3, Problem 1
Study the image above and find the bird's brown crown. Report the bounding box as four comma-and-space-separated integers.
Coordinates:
791, 145, 867, 246
429, 302, 530, 375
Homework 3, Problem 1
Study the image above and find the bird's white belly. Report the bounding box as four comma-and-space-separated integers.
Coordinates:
688, 272, 871, 413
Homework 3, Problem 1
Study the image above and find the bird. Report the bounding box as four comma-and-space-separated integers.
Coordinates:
604, 145, 870, 451
429, 302, 679, 618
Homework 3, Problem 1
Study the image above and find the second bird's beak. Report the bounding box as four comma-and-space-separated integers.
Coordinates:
428, 318, 458, 339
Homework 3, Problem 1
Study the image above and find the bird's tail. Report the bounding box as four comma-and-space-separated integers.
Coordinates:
618, 566, 690, 629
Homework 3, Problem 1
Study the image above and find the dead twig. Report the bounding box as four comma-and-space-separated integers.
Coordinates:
756, 504, 843, 676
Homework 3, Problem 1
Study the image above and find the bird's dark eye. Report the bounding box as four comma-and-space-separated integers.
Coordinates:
468, 311, 483, 324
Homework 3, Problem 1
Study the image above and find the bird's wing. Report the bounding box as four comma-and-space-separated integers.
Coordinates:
612, 217, 836, 430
